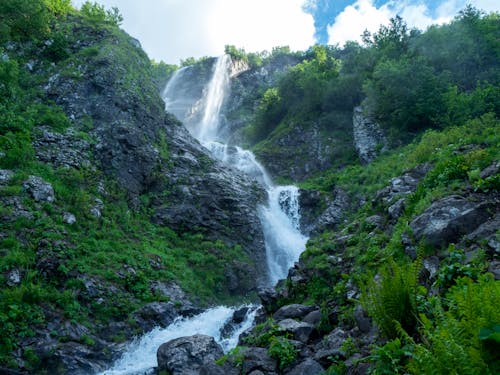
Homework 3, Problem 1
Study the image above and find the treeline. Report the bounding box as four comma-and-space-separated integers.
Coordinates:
244, 6, 500, 145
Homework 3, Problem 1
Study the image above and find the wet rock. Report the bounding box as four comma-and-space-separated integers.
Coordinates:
278, 319, 318, 343
221, 306, 250, 338
200, 361, 239, 375
157, 334, 224, 375
353, 106, 387, 165
134, 302, 178, 331
410, 195, 493, 247
273, 304, 316, 321
23, 176, 55, 203
287, 358, 324, 375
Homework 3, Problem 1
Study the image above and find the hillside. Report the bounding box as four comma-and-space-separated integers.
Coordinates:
0, 1, 499, 375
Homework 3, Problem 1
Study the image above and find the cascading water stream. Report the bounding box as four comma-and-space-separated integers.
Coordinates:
99, 55, 308, 374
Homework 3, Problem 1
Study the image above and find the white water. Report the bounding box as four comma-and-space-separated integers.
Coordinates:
100, 56, 308, 375
99, 306, 256, 375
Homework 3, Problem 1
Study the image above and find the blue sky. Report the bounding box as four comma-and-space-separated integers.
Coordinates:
71, 0, 498, 64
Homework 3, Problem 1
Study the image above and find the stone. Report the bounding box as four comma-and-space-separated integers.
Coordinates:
353, 305, 372, 334
479, 161, 499, 179
157, 334, 224, 375
365, 215, 384, 229
277, 319, 318, 343
410, 195, 493, 247
23, 176, 55, 203
302, 310, 322, 326
6, 269, 21, 286
388, 198, 406, 220
287, 359, 324, 375
273, 304, 317, 321
259, 287, 280, 313
353, 106, 387, 165
63, 212, 76, 224
314, 328, 348, 367
0, 169, 13, 184
488, 261, 500, 280
238, 347, 277, 374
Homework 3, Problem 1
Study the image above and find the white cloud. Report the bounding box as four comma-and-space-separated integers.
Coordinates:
327, 0, 499, 47
326, 0, 393, 46
71, 0, 315, 64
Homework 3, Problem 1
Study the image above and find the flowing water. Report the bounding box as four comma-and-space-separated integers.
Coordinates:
99, 55, 308, 374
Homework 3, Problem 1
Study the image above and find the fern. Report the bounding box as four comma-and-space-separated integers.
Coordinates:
362, 259, 420, 339
408, 275, 500, 374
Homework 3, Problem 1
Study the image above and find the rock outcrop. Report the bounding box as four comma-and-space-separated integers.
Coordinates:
353, 106, 387, 165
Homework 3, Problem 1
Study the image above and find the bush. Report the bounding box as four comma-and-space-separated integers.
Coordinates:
268, 336, 298, 371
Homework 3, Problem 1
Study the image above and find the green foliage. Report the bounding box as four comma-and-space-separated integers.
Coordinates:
80, 1, 123, 26
409, 275, 500, 374
369, 338, 414, 375
0, 0, 52, 42
224, 45, 247, 62
435, 247, 486, 290
362, 260, 420, 339
268, 336, 298, 371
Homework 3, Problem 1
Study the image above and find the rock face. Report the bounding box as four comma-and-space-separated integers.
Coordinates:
410, 195, 495, 247
44, 27, 268, 291
157, 334, 224, 375
353, 106, 387, 165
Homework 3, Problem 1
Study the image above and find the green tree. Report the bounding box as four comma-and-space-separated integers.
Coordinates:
0, 0, 51, 42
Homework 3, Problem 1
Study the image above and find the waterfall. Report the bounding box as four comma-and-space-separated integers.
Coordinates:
100, 56, 308, 374
99, 306, 257, 375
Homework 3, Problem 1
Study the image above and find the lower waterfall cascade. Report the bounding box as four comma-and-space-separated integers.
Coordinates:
99, 55, 308, 374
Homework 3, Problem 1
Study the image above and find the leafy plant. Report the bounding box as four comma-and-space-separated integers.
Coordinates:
362, 260, 420, 339
268, 336, 298, 371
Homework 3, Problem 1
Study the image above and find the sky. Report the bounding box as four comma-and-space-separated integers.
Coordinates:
71, 0, 499, 64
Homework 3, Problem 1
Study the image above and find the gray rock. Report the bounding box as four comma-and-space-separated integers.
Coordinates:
353, 106, 387, 165
388, 198, 406, 220
6, 269, 21, 286
479, 161, 499, 179
314, 328, 348, 367
278, 319, 318, 343
286, 359, 324, 375
273, 304, 317, 321
63, 212, 76, 224
23, 175, 55, 203
0, 169, 13, 184
157, 334, 224, 375
302, 310, 322, 326
134, 302, 178, 331
488, 261, 500, 280
237, 347, 277, 374
376, 163, 432, 204
354, 305, 371, 334
365, 215, 384, 229
410, 195, 493, 247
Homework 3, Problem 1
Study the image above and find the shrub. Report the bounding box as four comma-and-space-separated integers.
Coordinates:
268, 336, 298, 371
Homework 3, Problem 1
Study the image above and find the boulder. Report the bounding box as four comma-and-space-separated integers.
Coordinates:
302, 310, 322, 326
410, 195, 493, 247
238, 347, 277, 375
286, 359, 324, 375
157, 334, 224, 375
278, 319, 318, 343
375, 163, 431, 204
0, 169, 13, 184
23, 176, 55, 203
273, 304, 316, 321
